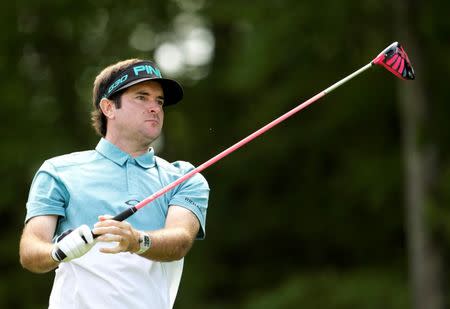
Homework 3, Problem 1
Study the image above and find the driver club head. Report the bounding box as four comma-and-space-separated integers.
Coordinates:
372, 42, 415, 80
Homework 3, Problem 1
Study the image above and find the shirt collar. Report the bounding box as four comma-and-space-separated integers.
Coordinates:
95, 138, 155, 168
134, 148, 156, 168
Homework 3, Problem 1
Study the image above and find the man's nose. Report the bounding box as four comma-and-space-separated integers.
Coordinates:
147, 100, 162, 113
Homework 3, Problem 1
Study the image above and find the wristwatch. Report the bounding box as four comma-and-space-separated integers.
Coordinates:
137, 231, 152, 255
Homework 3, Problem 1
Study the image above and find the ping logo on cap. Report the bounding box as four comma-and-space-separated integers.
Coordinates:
133, 65, 162, 78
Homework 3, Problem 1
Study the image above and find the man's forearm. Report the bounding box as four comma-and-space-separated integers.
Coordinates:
20, 235, 59, 273
140, 227, 194, 262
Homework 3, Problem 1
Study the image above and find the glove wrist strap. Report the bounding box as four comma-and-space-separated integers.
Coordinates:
51, 247, 62, 262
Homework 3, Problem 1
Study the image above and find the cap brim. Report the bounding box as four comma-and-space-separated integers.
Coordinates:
114, 77, 184, 106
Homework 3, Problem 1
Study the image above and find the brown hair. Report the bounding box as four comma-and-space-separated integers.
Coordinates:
91, 58, 143, 136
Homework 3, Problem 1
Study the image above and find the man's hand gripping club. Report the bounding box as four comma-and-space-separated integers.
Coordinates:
92, 215, 148, 255
51, 225, 95, 262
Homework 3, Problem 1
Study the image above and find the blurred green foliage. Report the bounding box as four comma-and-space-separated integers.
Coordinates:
1, 0, 449, 308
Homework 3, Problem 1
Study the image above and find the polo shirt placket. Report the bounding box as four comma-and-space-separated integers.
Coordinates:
126, 158, 139, 196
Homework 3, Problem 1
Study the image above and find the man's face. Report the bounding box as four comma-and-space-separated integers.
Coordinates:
112, 80, 165, 144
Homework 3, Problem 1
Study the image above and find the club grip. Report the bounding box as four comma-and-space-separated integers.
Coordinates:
112, 207, 138, 222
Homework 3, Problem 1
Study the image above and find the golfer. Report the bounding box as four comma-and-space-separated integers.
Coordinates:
19, 59, 210, 309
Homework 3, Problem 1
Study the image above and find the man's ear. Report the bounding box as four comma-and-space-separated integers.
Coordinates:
99, 98, 115, 119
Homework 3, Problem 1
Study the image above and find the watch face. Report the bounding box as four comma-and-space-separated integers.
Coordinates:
137, 232, 151, 254
143, 235, 151, 248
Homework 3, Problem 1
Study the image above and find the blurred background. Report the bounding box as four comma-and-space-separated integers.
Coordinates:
2, 0, 449, 308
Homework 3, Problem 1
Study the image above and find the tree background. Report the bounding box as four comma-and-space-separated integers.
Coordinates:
1, 0, 449, 308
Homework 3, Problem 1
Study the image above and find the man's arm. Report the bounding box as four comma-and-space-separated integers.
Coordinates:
144, 205, 200, 261
19, 215, 60, 273
94, 205, 200, 261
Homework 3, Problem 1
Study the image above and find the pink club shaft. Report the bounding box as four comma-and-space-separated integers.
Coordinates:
111, 63, 375, 222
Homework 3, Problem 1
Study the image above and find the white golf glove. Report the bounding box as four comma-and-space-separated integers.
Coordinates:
51, 225, 95, 262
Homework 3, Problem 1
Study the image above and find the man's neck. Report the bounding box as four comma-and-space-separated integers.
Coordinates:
104, 134, 150, 158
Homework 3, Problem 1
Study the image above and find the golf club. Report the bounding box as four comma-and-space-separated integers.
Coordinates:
54, 42, 415, 260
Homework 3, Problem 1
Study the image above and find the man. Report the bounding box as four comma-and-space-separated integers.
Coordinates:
19, 59, 210, 309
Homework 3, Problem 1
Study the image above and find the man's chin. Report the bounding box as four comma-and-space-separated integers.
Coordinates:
142, 130, 162, 144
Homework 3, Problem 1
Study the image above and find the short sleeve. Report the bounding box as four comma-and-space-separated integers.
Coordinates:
169, 161, 210, 239
25, 161, 68, 223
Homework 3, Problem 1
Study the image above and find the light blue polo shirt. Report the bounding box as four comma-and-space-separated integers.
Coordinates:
25, 138, 210, 239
